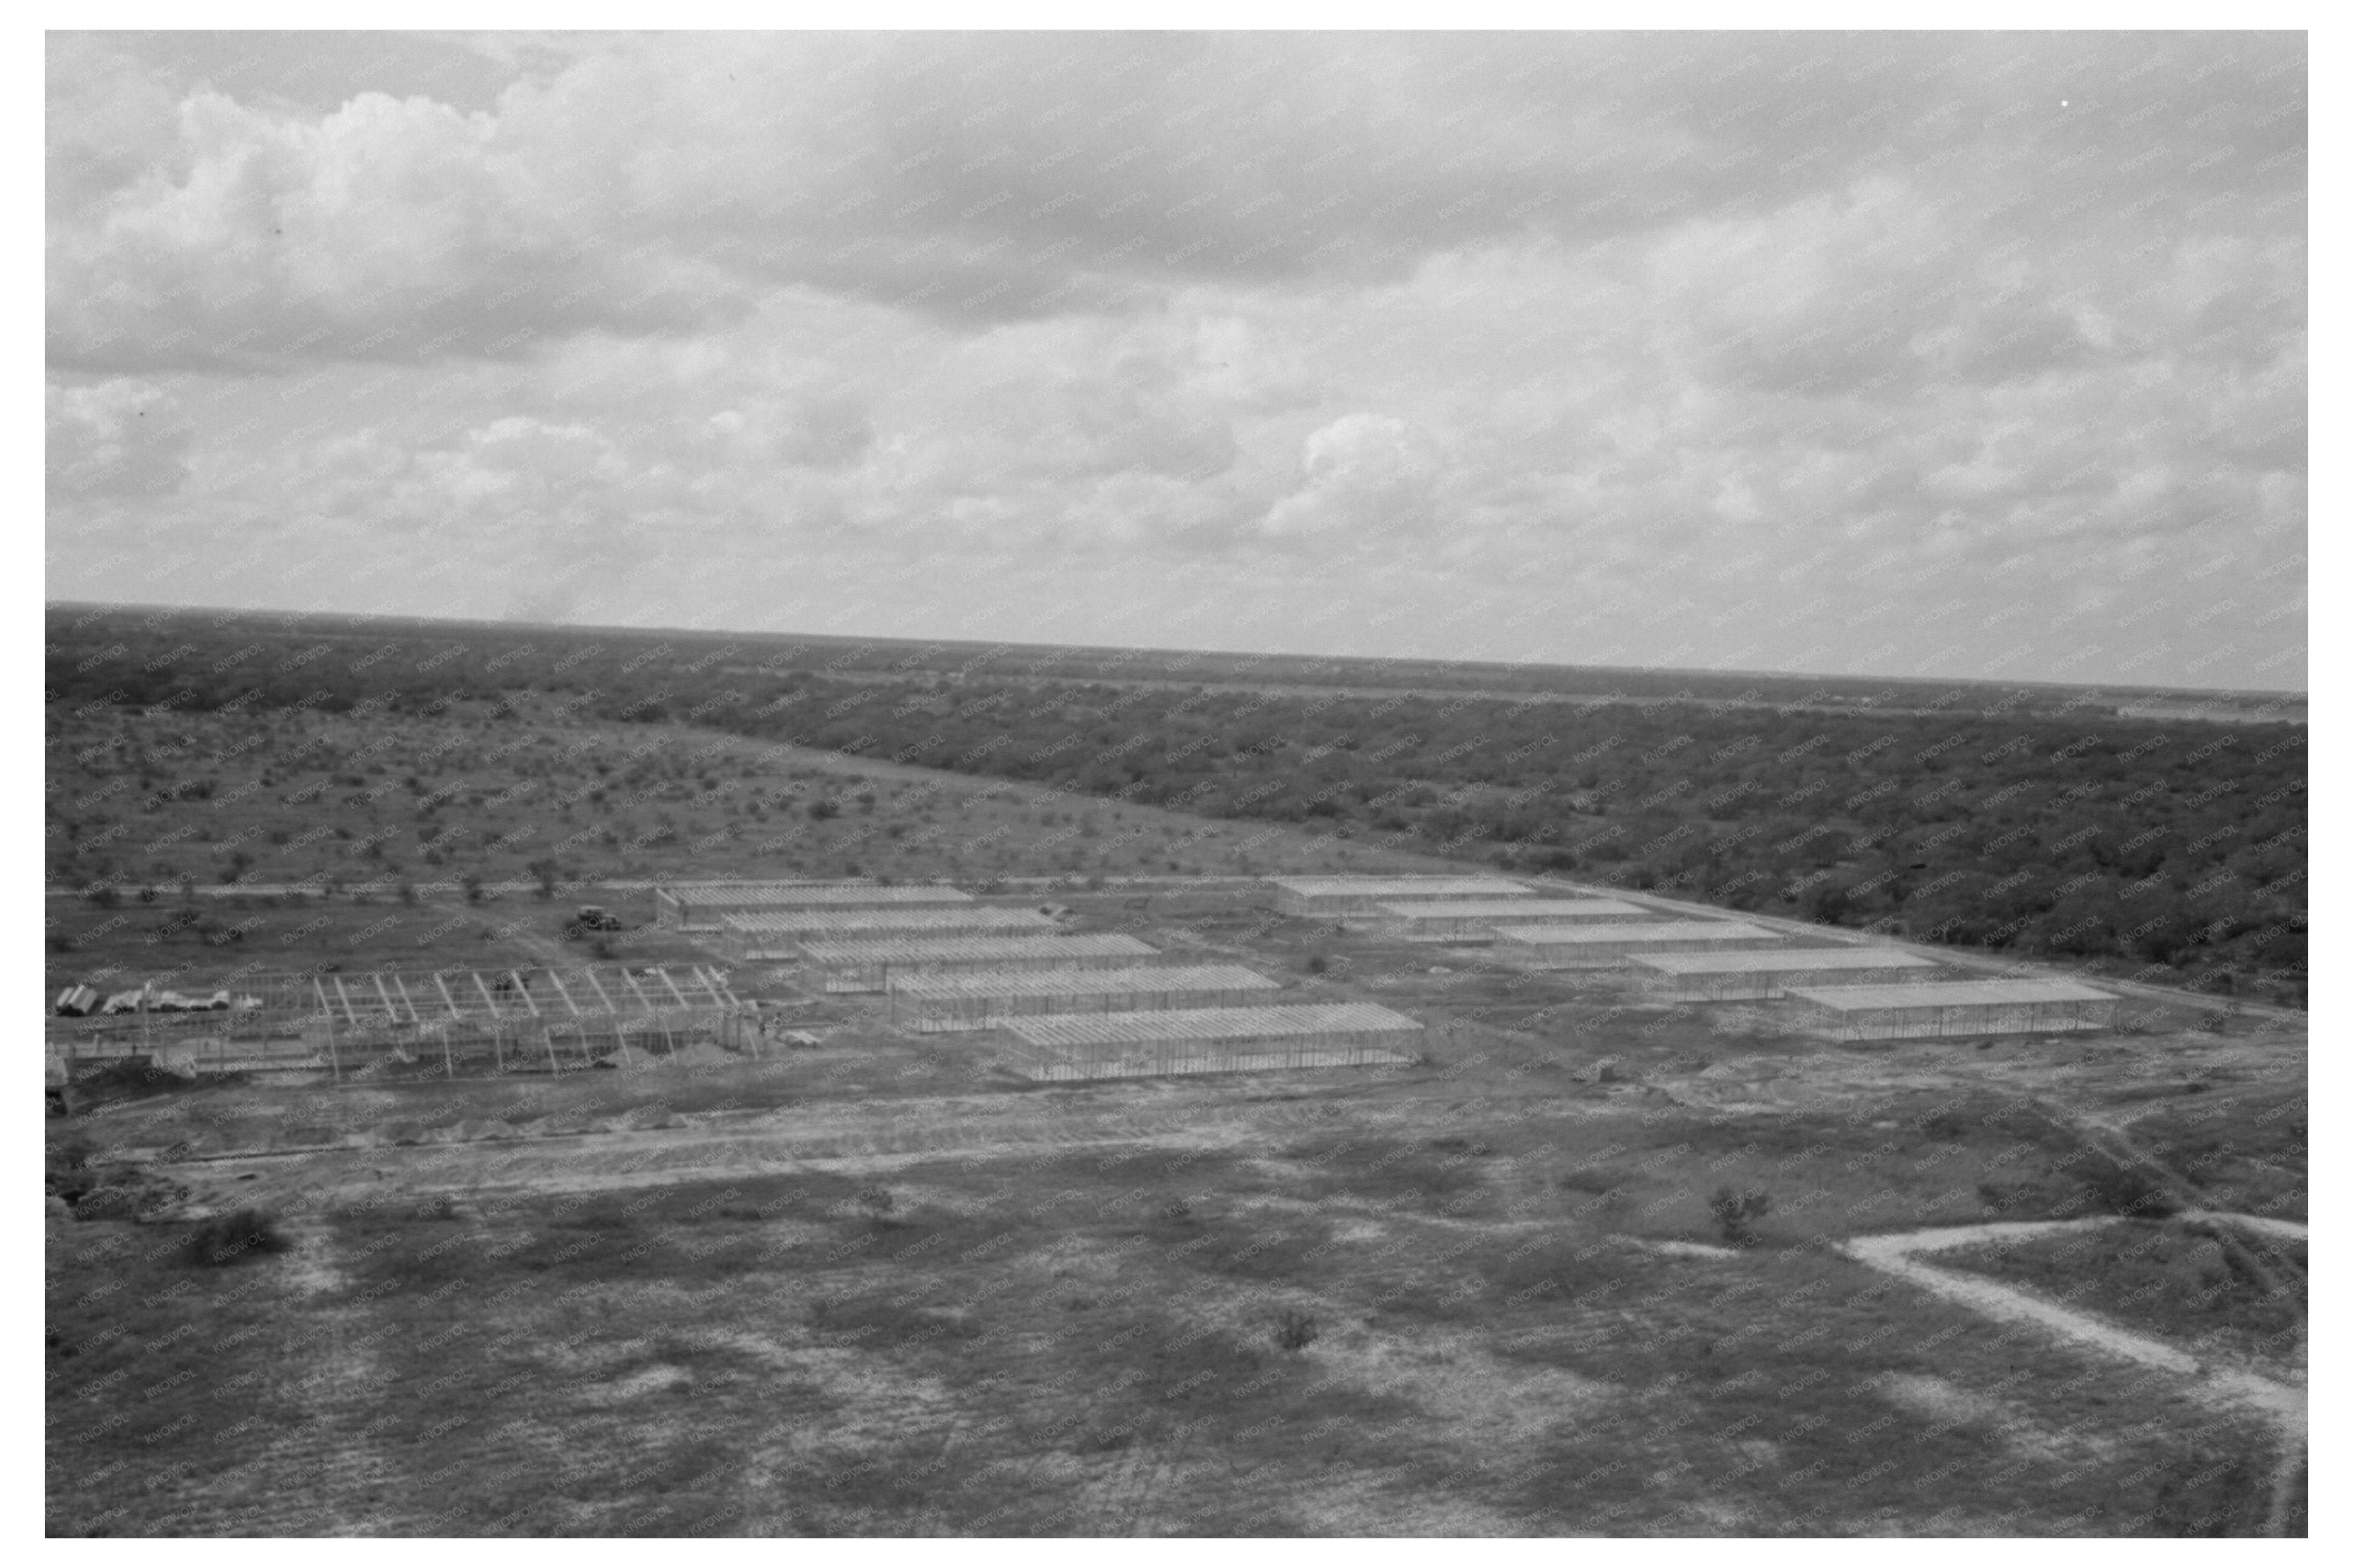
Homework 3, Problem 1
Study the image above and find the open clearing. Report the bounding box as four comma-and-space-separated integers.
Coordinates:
47, 711, 2305, 1537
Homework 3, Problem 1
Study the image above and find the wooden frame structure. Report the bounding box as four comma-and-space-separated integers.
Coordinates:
1630, 946, 1944, 1001
1267, 876, 1532, 916
45, 964, 754, 1079
1784, 978, 2119, 1041
798, 932, 1161, 992
890, 964, 1282, 1033
1353, 897, 1651, 941
718, 905, 1057, 959
1492, 920, 1788, 968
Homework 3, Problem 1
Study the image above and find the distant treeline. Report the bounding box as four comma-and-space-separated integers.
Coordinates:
47, 607, 2307, 997
47, 601, 2303, 718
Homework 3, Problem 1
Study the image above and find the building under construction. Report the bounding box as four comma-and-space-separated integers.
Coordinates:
45, 964, 754, 1078
1355, 897, 1651, 941
889, 964, 1284, 1032
1630, 946, 1944, 1001
800, 932, 1162, 993
999, 1001, 1424, 1082
1267, 875, 1532, 917
654, 880, 971, 931
719, 905, 1057, 959
1493, 919, 1787, 968
1785, 977, 2120, 1041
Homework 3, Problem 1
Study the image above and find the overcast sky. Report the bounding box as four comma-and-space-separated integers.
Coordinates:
46, 30, 2305, 691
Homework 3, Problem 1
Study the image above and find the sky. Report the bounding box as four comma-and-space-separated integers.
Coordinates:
45, 30, 2308, 691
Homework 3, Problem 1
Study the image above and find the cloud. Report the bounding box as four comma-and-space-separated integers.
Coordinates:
55, 33, 2305, 370
47, 379, 192, 498
43, 32, 2307, 689
1258, 415, 1443, 543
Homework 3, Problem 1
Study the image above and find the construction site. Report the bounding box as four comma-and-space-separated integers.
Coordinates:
47, 865, 2306, 1537
51, 870, 2147, 1089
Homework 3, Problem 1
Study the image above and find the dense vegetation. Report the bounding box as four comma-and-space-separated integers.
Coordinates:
46, 607, 2306, 1001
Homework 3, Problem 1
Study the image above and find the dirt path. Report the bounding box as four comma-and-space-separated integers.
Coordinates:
1844, 1211, 2308, 1536
1841, 1211, 2307, 1531
164, 1085, 1616, 1213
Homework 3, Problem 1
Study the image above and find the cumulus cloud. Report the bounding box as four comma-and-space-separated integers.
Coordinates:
47, 379, 192, 498
1259, 415, 1444, 543
44, 31, 2306, 689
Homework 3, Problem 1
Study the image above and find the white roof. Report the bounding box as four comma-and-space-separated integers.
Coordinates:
1496, 920, 1780, 945
799, 933, 1155, 965
668, 883, 971, 907
1633, 948, 1940, 975
722, 907, 1054, 934
892, 965, 1278, 1000
1270, 876, 1530, 898
1372, 899, 1645, 920
1784, 978, 2116, 1010
1008, 1002, 1423, 1049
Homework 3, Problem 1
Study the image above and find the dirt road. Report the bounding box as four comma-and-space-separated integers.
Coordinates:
1841, 1216, 2306, 1428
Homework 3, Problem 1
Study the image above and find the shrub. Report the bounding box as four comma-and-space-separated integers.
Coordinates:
183, 1209, 290, 1267
2072, 1154, 2179, 1218
1273, 1309, 1320, 1352
1707, 1186, 1772, 1246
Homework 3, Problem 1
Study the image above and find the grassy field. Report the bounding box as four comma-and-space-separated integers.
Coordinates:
48, 1090, 2289, 1537
1936, 1220, 2306, 1371
45, 702, 2305, 1537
